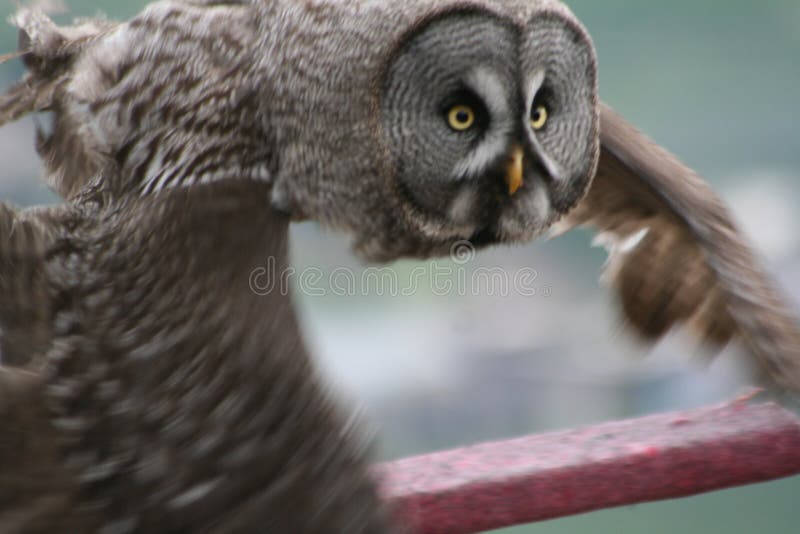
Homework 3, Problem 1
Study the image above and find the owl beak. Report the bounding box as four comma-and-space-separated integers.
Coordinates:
504, 145, 524, 196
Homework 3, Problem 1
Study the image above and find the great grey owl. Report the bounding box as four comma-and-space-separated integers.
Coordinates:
0, 0, 798, 532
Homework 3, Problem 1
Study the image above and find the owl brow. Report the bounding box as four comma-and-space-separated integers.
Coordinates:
464, 67, 510, 119
524, 69, 546, 112
440, 87, 485, 115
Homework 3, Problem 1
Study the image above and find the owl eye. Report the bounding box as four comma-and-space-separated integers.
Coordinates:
447, 105, 476, 131
530, 104, 548, 130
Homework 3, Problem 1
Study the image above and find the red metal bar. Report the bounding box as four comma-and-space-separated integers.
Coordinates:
374, 400, 800, 534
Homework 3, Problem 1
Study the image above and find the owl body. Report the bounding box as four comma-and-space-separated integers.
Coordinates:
2, 1, 601, 530
2, 0, 800, 532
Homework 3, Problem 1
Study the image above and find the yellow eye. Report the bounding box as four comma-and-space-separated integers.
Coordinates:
447, 105, 476, 131
530, 104, 548, 130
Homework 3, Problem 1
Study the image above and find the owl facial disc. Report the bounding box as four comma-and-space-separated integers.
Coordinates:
380, 9, 599, 254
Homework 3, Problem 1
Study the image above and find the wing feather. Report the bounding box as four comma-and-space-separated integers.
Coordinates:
556, 103, 800, 390
0, 204, 57, 367
0, 367, 89, 533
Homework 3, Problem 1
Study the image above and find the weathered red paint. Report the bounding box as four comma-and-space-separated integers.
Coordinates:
375, 400, 800, 534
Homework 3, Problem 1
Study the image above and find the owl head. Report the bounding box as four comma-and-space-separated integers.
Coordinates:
8, 0, 598, 263
263, 0, 599, 261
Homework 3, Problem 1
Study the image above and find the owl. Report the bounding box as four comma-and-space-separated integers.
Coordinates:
0, 0, 798, 532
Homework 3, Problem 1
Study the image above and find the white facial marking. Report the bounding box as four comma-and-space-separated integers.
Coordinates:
447, 186, 479, 227
527, 179, 552, 221
451, 131, 506, 179
467, 67, 510, 118
451, 67, 512, 180
531, 137, 567, 182
523, 69, 568, 183
497, 175, 552, 238
524, 69, 546, 117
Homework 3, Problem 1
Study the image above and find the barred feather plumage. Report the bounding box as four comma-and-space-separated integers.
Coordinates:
0, 1, 798, 532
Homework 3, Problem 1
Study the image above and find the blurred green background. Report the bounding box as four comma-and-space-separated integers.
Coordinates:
1, 1, 798, 533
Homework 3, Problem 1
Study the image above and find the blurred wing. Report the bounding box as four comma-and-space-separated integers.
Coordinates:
0, 367, 83, 532
555, 103, 800, 391
0, 204, 59, 367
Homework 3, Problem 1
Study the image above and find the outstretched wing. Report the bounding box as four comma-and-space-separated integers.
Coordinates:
554, 103, 800, 391
0, 203, 58, 367
0, 367, 89, 533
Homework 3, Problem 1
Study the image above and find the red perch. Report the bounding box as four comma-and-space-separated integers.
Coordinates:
375, 400, 800, 534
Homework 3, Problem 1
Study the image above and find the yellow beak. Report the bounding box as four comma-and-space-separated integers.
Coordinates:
505, 145, 524, 196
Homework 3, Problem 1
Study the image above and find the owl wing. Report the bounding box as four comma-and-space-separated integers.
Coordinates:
0, 367, 87, 533
0, 204, 60, 368
553, 103, 800, 391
